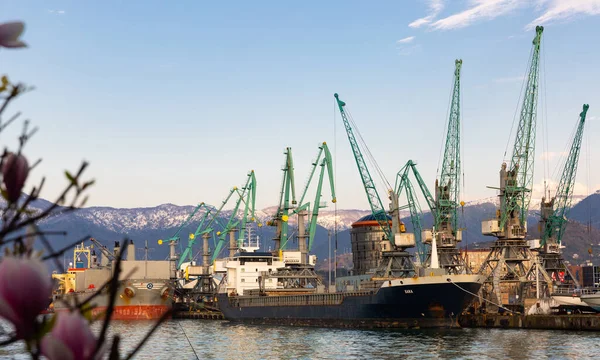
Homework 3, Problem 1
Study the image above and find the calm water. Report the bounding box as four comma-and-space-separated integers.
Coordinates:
3, 319, 600, 359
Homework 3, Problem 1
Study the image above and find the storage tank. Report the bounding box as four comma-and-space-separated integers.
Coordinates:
350, 214, 392, 275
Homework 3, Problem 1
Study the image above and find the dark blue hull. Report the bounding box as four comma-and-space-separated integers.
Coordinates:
217, 280, 482, 328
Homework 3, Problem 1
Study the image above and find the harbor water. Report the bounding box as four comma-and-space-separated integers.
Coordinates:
3, 319, 600, 359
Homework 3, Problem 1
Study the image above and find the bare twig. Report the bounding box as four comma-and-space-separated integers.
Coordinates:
0, 162, 90, 240
94, 238, 127, 356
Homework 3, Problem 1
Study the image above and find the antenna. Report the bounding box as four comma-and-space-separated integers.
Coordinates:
137, 240, 155, 260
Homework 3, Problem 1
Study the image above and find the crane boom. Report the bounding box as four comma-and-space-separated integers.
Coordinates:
499, 26, 544, 233
306, 143, 336, 251
541, 104, 589, 246
334, 93, 393, 242
436, 59, 462, 237
90, 237, 115, 262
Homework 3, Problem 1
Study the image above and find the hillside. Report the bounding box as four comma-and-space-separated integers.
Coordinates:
11, 189, 599, 269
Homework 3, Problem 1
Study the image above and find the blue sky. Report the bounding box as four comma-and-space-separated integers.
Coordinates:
1, 0, 599, 211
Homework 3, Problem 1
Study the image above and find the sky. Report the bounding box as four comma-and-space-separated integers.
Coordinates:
1, 0, 600, 211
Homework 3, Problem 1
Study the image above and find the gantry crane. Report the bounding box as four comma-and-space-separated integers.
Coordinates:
537, 104, 589, 291
479, 26, 544, 311
335, 93, 416, 277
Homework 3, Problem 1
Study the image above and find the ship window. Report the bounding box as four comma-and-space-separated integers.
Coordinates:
241, 268, 245, 272
241, 279, 245, 282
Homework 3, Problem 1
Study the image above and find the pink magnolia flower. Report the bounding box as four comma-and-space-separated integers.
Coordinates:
0, 21, 27, 48
41, 311, 101, 360
2, 152, 29, 202
0, 256, 52, 339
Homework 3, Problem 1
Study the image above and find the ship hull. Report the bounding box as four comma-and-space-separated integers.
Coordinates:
217, 274, 484, 328
581, 294, 600, 312
52, 279, 173, 320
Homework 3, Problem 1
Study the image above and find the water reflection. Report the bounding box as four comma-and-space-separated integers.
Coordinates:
3, 319, 600, 359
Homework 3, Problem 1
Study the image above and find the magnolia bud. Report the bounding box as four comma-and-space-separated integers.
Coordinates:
2, 152, 29, 202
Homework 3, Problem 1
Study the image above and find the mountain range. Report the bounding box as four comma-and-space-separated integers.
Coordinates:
28, 191, 600, 270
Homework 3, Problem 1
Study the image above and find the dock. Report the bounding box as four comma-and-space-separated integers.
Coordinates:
460, 314, 600, 331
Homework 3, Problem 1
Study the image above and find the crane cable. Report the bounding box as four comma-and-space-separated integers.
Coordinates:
503, 46, 534, 163
540, 39, 549, 198
344, 107, 392, 192
333, 99, 338, 280
436, 67, 456, 179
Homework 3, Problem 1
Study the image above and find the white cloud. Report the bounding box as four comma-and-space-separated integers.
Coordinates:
531, 180, 597, 201
408, 0, 445, 28
408, 0, 600, 31
493, 75, 525, 83
48, 9, 66, 15
526, 0, 600, 29
397, 36, 416, 44
430, 0, 522, 30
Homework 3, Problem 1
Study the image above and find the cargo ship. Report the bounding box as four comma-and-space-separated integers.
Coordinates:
216, 244, 485, 328
51, 239, 174, 320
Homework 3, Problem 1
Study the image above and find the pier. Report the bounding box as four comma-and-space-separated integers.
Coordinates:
459, 314, 600, 331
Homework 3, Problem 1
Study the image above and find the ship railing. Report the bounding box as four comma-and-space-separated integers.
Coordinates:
552, 287, 597, 296
230, 290, 375, 308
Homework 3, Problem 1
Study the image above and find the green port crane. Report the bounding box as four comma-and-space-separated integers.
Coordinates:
334, 94, 394, 243
478, 26, 544, 309
267, 143, 336, 264
268, 148, 296, 255
393, 61, 465, 273
211, 170, 257, 263
291, 142, 336, 259
159, 171, 256, 269
175, 202, 225, 269
435, 59, 463, 246
395, 163, 427, 264
536, 104, 589, 290
335, 93, 415, 277
159, 202, 221, 270
541, 104, 589, 249
493, 26, 544, 239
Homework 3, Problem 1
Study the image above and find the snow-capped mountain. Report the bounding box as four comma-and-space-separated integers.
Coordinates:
57, 204, 372, 233
32, 190, 591, 235
15, 191, 600, 269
